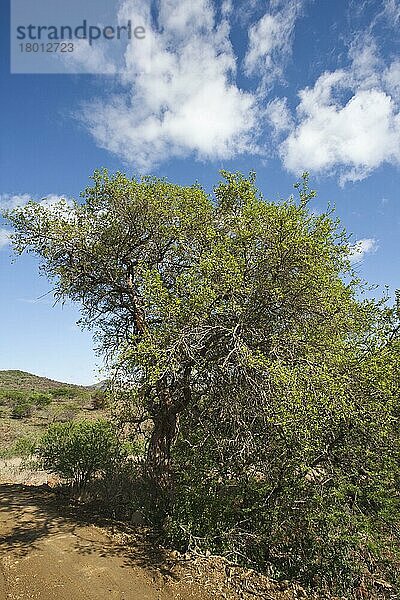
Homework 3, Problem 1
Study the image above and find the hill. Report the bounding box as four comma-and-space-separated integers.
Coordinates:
0, 370, 88, 392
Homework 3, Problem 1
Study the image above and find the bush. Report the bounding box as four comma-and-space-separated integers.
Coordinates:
50, 386, 77, 399
38, 419, 126, 489
11, 401, 33, 419
1, 390, 26, 403
167, 371, 400, 596
29, 392, 52, 407
91, 390, 107, 410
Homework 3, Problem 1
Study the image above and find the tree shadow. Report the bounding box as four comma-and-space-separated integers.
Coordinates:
0, 483, 177, 579
0, 484, 74, 555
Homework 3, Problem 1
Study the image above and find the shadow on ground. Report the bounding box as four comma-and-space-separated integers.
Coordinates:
0, 483, 175, 578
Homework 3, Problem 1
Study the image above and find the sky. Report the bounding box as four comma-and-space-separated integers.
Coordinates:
0, 0, 399, 384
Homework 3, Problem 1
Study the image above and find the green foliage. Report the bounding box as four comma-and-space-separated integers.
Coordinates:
38, 419, 126, 488
4, 169, 400, 595
11, 401, 33, 419
29, 392, 52, 407
169, 399, 400, 593
50, 386, 78, 399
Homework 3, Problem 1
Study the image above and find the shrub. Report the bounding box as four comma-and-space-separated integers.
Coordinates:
2, 390, 26, 403
50, 386, 77, 399
91, 390, 107, 410
167, 371, 400, 596
11, 401, 33, 419
29, 392, 52, 407
38, 419, 126, 489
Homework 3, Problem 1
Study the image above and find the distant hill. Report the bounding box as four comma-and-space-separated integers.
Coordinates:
0, 370, 107, 457
90, 379, 109, 391
0, 370, 91, 392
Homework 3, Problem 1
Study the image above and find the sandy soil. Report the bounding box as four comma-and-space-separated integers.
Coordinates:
0, 484, 213, 600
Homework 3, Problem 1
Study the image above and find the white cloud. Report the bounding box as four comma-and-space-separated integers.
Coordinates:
266, 97, 293, 136
381, 0, 400, 24
0, 193, 32, 210
0, 228, 11, 249
0, 193, 72, 209
73, 1, 398, 184
82, 0, 259, 169
349, 238, 378, 263
244, 0, 303, 88
282, 87, 400, 184
278, 38, 400, 184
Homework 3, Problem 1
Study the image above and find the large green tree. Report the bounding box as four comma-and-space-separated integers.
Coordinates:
4, 170, 399, 485
5, 170, 400, 592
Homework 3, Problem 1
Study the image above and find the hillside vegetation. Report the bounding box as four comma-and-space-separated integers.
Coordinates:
0, 370, 106, 458
0, 369, 86, 391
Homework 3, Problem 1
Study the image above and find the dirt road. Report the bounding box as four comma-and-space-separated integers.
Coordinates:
0, 484, 210, 600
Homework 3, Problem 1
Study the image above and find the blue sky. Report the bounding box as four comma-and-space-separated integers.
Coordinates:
1, 0, 399, 384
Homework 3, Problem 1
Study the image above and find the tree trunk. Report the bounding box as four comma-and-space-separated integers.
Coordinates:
145, 368, 191, 509
146, 406, 178, 490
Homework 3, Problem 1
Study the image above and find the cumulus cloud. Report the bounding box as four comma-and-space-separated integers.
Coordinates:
82, 0, 259, 169
282, 87, 400, 184
349, 238, 378, 263
279, 38, 400, 184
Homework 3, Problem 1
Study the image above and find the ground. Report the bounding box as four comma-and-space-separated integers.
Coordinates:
0, 483, 307, 600
0, 483, 214, 600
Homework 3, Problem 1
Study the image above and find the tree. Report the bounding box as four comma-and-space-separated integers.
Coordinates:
6, 170, 400, 592
4, 171, 398, 502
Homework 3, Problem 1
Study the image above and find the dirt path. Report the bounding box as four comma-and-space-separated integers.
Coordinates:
0, 484, 210, 600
